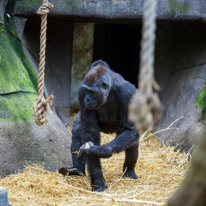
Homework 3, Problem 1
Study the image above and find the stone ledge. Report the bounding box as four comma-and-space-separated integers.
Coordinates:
6, 0, 206, 21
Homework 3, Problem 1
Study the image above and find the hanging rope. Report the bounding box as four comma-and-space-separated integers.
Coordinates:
129, 0, 161, 133
34, 0, 54, 126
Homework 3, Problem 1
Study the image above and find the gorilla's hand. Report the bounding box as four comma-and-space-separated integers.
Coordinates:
80, 142, 112, 158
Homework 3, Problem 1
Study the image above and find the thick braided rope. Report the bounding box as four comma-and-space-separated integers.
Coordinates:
129, 0, 161, 133
34, 0, 54, 126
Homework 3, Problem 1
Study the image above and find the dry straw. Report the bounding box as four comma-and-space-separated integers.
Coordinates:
0, 131, 190, 206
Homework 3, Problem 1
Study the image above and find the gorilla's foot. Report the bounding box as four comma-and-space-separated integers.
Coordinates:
92, 178, 107, 192
123, 170, 138, 179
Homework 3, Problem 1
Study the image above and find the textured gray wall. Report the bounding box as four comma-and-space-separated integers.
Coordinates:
9, 0, 206, 21
155, 21, 206, 152
23, 17, 74, 125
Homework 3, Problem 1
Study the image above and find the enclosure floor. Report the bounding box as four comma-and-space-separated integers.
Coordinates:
0, 131, 190, 206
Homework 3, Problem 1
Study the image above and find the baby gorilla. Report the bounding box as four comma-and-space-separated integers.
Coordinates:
60, 60, 139, 192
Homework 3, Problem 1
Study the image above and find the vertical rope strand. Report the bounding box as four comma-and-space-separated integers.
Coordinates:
38, 14, 47, 97
129, 0, 161, 133
34, 0, 54, 126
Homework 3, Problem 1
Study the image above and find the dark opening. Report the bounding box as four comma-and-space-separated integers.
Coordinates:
93, 24, 142, 86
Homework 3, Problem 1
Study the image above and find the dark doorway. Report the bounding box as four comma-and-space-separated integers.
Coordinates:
93, 24, 141, 86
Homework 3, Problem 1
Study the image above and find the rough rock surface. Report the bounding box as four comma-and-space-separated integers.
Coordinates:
0, 111, 72, 178
22, 17, 74, 125
0, 0, 8, 24
7, 0, 206, 21
155, 22, 206, 152
0, 16, 72, 177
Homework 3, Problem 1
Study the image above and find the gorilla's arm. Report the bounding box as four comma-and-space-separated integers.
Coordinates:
78, 86, 100, 144
113, 78, 136, 128
80, 128, 139, 158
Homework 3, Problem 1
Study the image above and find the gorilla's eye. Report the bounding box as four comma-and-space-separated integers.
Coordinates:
102, 82, 108, 89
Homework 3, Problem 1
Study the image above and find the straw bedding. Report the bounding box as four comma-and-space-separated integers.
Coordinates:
0, 131, 190, 206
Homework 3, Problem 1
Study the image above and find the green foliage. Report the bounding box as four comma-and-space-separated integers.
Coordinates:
196, 87, 206, 115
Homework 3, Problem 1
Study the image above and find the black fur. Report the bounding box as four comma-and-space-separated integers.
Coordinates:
71, 60, 139, 192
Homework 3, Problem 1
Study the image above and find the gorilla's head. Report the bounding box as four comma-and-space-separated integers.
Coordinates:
82, 65, 112, 110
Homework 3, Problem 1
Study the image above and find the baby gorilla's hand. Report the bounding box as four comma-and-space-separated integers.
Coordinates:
80, 142, 112, 158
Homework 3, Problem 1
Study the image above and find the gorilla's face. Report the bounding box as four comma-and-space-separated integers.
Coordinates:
82, 66, 112, 110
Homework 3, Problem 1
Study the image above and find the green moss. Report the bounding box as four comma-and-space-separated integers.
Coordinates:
0, 93, 37, 121
0, 20, 38, 122
4, 14, 38, 89
196, 87, 206, 116
0, 26, 37, 94
4, 14, 17, 36
169, 0, 189, 16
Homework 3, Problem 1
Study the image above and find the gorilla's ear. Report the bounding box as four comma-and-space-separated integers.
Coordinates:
90, 60, 110, 70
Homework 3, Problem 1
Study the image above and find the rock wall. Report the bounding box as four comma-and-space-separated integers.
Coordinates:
0, 2, 72, 177
22, 17, 74, 125
0, 112, 72, 177
155, 21, 206, 152
0, 0, 8, 24
7, 0, 206, 21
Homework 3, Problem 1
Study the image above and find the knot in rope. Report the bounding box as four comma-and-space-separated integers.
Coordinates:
37, 1, 54, 15
34, 95, 53, 126
129, 0, 161, 133
129, 91, 161, 133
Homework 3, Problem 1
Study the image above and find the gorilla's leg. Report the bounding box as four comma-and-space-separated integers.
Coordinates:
85, 136, 106, 192
87, 156, 106, 192
71, 135, 86, 175
123, 142, 139, 179
59, 114, 86, 176
70, 114, 86, 175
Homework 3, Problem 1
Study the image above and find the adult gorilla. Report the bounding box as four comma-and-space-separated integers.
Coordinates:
59, 60, 139, 192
